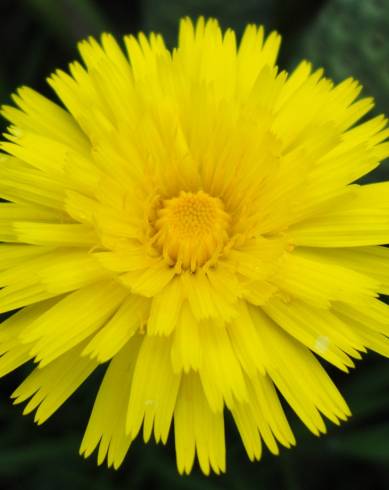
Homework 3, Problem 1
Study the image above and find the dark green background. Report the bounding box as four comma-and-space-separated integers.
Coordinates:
0, 1, 388, 489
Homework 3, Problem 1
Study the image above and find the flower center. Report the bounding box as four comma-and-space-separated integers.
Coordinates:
153, 191, 230, 271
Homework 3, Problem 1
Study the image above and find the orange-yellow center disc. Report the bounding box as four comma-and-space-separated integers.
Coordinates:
154, 191, 230, 271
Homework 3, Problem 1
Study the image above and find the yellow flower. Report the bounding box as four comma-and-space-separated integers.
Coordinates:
0, 17, 389, 475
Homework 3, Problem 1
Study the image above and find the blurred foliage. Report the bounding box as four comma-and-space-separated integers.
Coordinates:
140, 0, 277, 46
0, 0, 388, 489
295, 0, 389, 116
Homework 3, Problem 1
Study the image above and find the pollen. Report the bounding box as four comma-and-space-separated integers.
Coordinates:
153, 191, 230, 271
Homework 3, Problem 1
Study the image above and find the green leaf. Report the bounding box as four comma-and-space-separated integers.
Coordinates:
25, 0, 111, 48
326, 424, 389, 463
344, 361, 389, 420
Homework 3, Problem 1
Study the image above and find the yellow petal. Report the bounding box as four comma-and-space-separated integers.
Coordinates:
174, 372, 225, 475
289, 183, 389, 247
22, 281, 127, 366
126, 335, 181, 444
82, 295, 149, 362
12, 341, 98, 424
147, 277, 184, 335
264, 298, 364, 370
171, 302, 202, 373
80, 337, 141, 468
274, 249, 379, 308
198, 320, 247, 411
250, 306, 350, 433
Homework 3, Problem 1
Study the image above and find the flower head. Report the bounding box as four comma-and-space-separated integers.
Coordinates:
0, 17, 389, 475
